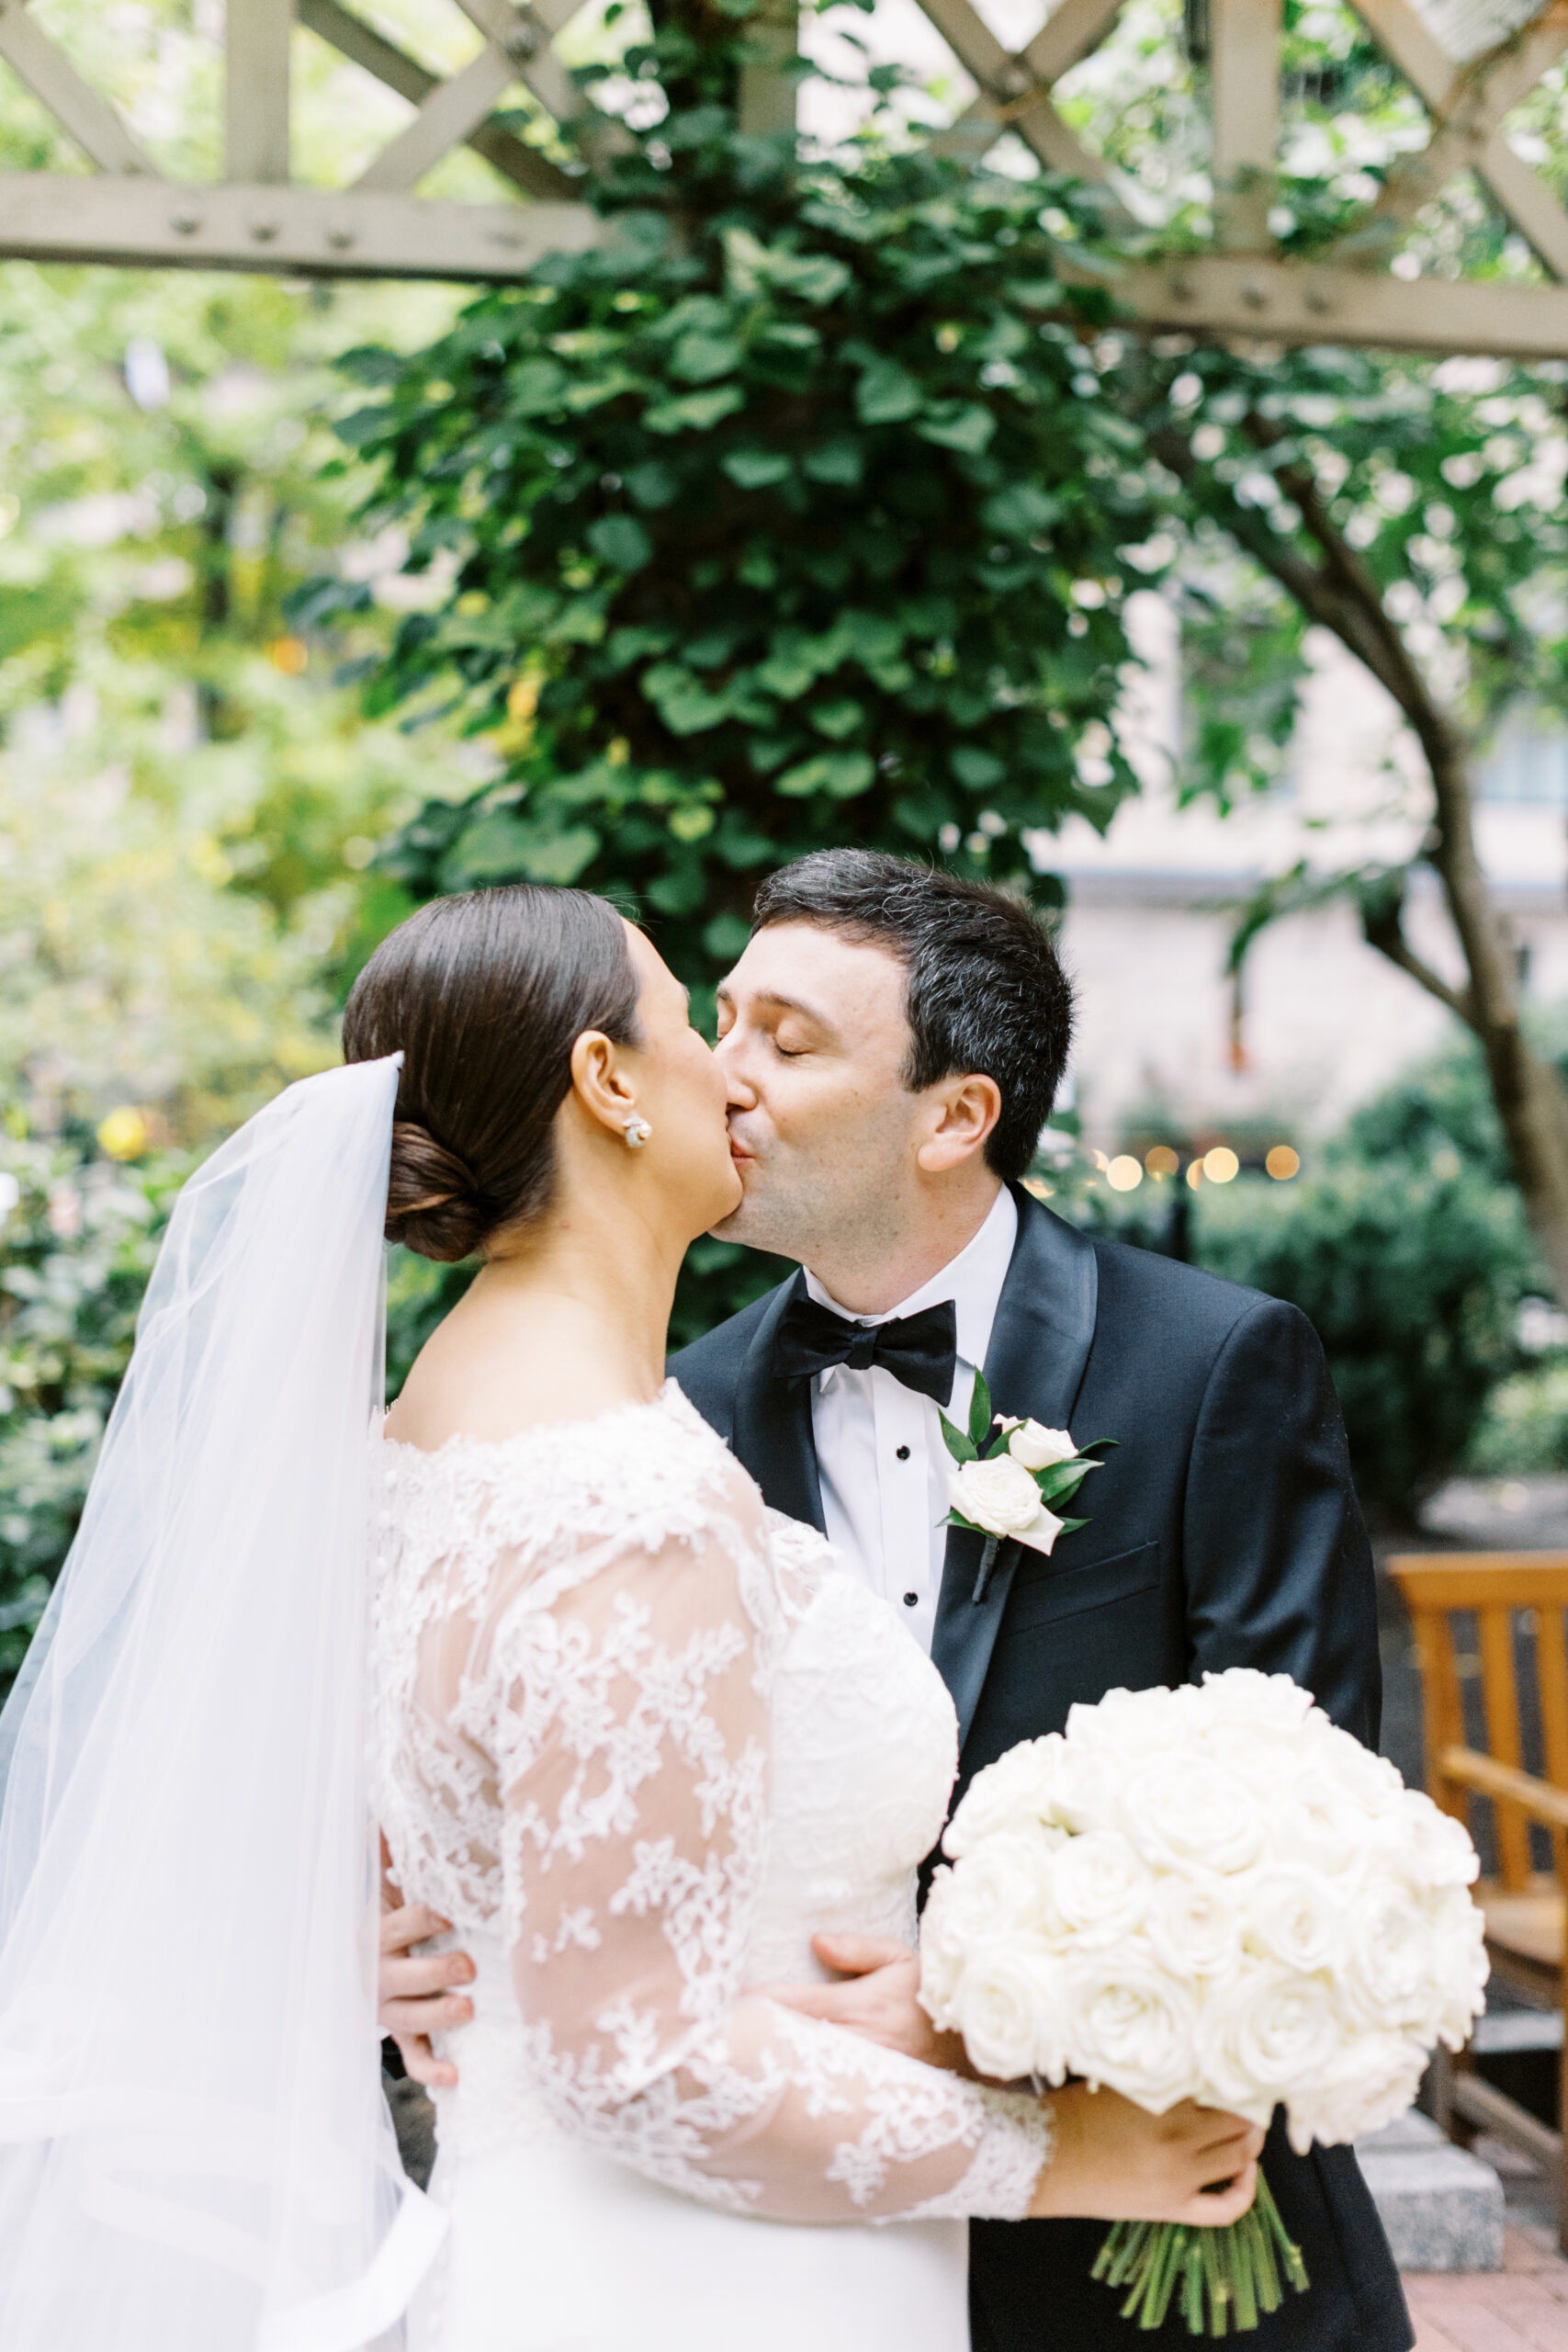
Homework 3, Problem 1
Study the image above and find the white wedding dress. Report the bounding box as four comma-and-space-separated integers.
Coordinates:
372, 1380, 1053, 2352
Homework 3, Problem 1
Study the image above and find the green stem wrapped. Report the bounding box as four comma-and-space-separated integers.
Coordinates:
1095, 2168, 1307, 2337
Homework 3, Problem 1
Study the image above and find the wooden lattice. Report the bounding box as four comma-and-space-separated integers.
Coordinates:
0, 0, 1565, 356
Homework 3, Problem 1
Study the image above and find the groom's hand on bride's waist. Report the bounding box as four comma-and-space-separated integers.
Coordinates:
749, 1934, 973, 2076
378, 1897, 476, 2089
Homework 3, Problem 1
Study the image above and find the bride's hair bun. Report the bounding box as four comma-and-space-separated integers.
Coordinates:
342, 883, 640, 1265
385, 1120, 489, 1264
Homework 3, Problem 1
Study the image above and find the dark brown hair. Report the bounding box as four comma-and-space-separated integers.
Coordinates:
342, 885, 640, 1261
750, 850, 1074, 1182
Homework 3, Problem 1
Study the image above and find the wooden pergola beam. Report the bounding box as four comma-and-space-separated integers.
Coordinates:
0, 0, 1559, 361
1347, 0, 1568, 278
295, 0, 576, 202
0, 169, 603, 277
1210, 0, 1280, 249
0, 1, 158, 177
1104, 250, 1568, 357
228, 0, 293, 185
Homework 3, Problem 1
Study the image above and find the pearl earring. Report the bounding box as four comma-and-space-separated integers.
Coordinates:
623, 1115, 652, 1149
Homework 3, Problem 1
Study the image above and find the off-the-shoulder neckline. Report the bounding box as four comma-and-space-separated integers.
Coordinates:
380, 1377, 692, 1466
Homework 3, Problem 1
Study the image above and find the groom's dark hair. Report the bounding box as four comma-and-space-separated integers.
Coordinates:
750, 851, 1073, 1182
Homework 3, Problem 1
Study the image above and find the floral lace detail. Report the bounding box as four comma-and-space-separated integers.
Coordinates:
373, 1381, 1053, 2225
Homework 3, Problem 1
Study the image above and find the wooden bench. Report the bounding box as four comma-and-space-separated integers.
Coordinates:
1389, 1552, 1568, 2248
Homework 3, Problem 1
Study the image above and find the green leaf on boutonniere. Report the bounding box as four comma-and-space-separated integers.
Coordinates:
940, 1418, 979, 1464
1033, 1457, 1100, 1508
968, 1369, 994, 1450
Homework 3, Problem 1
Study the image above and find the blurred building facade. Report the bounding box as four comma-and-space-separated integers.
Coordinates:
1040, 594, 1568, 1159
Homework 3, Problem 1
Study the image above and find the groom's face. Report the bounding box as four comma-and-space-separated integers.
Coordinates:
709, 921, 929, 1262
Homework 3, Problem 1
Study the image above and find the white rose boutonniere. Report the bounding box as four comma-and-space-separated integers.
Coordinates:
948, 1455, 1064, 1554
939, 1373, 1114, 1602
998, 1417, 1078, 1472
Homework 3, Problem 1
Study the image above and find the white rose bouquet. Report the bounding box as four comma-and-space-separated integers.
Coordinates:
919, 1669, 1487, 2336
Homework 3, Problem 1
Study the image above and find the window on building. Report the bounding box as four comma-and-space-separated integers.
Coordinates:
1477, 717, 1568, 806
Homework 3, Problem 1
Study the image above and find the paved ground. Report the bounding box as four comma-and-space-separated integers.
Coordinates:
1406, 2223, 1568, 2350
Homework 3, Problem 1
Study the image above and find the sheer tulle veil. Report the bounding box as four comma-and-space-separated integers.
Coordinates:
0, 1055, 444, 2347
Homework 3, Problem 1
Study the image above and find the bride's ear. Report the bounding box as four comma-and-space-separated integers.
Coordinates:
569, 1028, 641, 1141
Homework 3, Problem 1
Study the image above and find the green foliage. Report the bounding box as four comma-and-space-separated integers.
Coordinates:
1059, 1036, 1548, 1517
1468, 1363, 1568, 1477
1131, 336, 1568, 834
0, 257, 472, 1143
313, 129, 1170, 1003
1194, 1154, 1535, 1520
0, 1136, 184, 1690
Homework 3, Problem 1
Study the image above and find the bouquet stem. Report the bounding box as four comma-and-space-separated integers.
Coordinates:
1091, 2167, 1308, 2336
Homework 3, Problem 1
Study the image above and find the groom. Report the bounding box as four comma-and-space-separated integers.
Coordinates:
382, 849, 1412, 2350
672, 850, 1410, 2352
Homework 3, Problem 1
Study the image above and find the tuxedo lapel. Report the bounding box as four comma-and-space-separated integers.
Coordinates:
729, 1270, 827, 1532
931, 1189, 1100, 1750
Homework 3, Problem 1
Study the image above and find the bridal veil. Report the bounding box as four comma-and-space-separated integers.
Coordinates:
0, 1055, 442, 2348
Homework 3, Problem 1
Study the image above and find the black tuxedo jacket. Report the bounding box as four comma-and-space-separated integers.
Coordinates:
671, 1186, 1413, 2352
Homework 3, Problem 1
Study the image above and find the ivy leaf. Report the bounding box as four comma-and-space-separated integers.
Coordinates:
642, 663, 732, 733
757, 634, 822, 698
509, 359, 569, 415
703, 910, 752, 960
981, 484, 1060, 537
722, 449, 795, 490
671, 333, 743, 384
625, 460, 680, 509
835, 609, 904, 668
952, 745, 1005, 789
587, 514, 654, 571
724, 229, 851, 307
564, 374, 638, 413
440, 813, 599, 890
855, 358, 923, 424
776, 750, 875, 797
644, 386, 747, 435
546, 595, 607, 647
810, 696, 865, 741
333, 407, 390, 448
604, 623, 675, 670
803, 439, 864, 487
918, 401, 996, 455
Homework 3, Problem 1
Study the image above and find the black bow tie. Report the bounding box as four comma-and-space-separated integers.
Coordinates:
773, 1293, 958, 1408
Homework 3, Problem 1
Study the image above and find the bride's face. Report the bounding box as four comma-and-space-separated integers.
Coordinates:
621, 924, 743, 1238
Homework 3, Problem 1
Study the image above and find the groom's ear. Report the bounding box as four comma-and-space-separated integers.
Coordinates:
914, 1073, 1002, 1174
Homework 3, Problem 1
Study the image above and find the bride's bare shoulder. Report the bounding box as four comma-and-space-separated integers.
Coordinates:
383, 1293, 648, 1453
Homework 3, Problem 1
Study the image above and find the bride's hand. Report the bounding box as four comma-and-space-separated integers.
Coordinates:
1028, 2086, 1264, 2226
748, 1934, 973, 2075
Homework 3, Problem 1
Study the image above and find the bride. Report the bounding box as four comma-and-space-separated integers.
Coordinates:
0, 882, 1259, 2351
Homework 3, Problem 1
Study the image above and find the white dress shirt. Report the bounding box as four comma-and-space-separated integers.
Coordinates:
804, 1186, 1019, 1655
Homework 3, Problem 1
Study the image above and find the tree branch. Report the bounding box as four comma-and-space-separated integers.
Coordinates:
1360, 889, 1481, 1034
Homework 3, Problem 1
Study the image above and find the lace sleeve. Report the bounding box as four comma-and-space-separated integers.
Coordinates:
476, 1481, 1052, 2224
